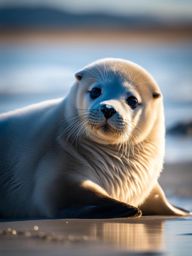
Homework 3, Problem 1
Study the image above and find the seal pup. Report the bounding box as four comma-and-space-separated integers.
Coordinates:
0, 58, 190, 219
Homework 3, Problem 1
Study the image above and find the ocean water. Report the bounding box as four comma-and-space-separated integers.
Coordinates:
0, 42, 192, 163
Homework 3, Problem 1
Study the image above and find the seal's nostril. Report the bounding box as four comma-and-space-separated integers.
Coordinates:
101, 105, 116, 119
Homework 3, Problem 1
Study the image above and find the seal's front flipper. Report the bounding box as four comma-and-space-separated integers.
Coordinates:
56, 179, 141, 219
140, 183, 191, 216
59, 200, 141, 219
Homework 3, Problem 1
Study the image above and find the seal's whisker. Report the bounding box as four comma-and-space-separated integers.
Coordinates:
74, 120, 87, 146
60, 114, 90, 145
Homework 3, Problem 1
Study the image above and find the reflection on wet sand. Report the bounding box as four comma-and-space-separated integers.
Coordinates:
100, 221, 164, 251
102, 223, 164, 251
1, 217, 190, 255
0, 218, 165, 252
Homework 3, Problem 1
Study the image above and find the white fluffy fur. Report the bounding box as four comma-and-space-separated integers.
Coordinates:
62, 58, 165, 206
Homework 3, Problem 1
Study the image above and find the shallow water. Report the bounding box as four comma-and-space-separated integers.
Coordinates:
0, 217, 192, 255
0, 42, 192, 123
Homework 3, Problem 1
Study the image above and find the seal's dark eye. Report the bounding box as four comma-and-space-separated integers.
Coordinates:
90, 87, 102, 99
126, 96, 138, 109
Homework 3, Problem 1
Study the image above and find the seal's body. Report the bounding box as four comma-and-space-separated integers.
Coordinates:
0, 58, 189, 219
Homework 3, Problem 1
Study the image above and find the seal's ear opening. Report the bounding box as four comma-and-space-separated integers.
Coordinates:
153, 92, 161, 99
75, 71, 83, 81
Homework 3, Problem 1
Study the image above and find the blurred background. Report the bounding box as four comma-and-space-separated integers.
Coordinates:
0, 0, 192, 209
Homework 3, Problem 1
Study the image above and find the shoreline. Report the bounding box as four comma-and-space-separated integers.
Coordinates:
0, 28, 192, 44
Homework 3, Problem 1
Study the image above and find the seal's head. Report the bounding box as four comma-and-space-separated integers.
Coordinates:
72, 58, 163, 145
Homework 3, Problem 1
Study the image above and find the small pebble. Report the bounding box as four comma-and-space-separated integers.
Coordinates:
33, 225, 39, 231
12, 230, 17, 235
0, 226, 91, 244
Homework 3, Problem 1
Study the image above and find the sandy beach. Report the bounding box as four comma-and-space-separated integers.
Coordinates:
160, 163, 192, 198
0, 216, 192, 256
0, 162, 191, 256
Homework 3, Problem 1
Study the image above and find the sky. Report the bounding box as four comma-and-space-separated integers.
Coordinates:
0, 0, 192, 20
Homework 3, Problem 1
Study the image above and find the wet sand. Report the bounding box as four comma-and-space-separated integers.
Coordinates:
0, 216, 192, 255
160, 162, 192, 198
0, 162, 192, 256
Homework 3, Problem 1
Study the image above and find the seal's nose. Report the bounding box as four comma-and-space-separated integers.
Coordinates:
101, 104, 116, 119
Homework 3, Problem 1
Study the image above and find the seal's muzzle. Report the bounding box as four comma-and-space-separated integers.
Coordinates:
100, 104, 116, 119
